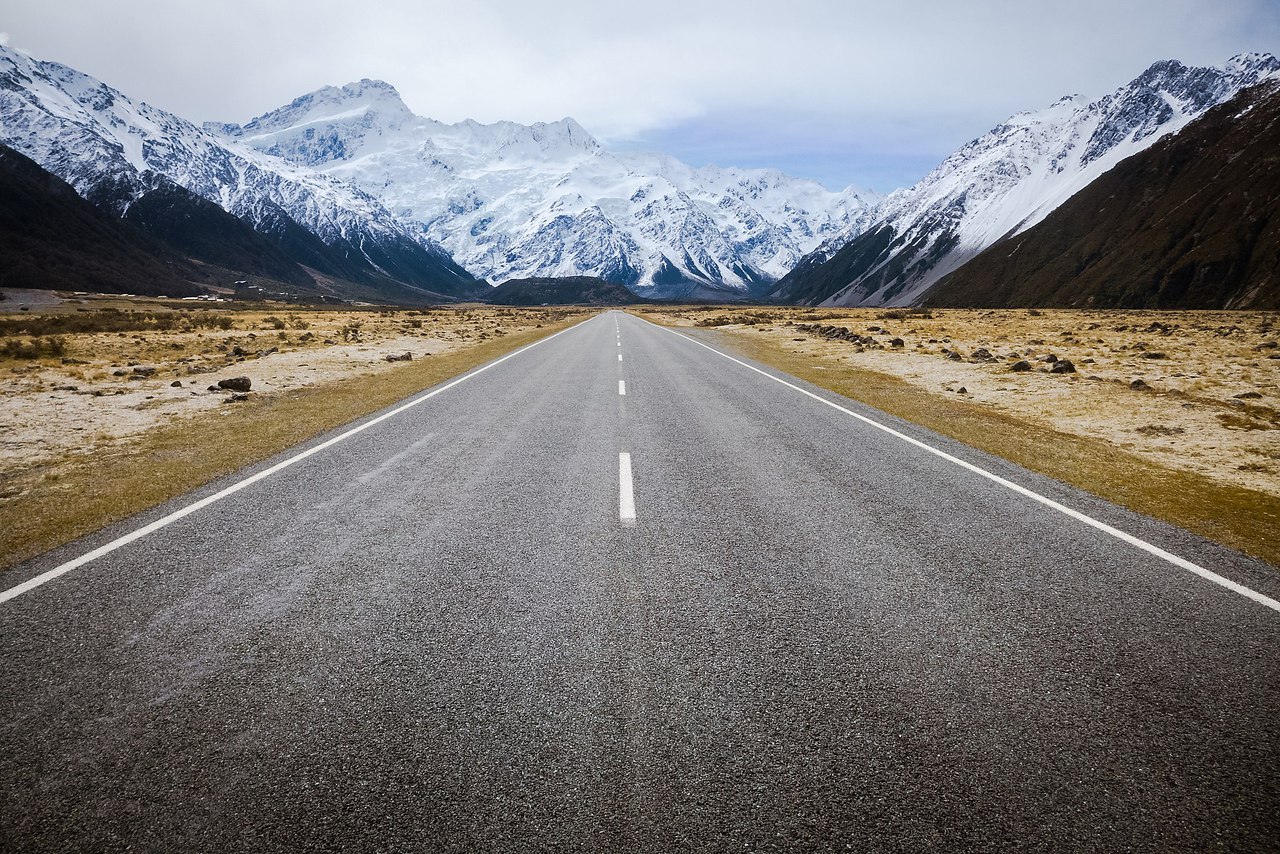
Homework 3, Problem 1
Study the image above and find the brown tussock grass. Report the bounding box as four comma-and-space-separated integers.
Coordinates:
637, 306, 1280, 568
0, 309, 590, 572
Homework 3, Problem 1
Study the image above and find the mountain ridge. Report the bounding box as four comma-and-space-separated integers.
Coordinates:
767, 52, 1280, 308
922, 80, 1280, 310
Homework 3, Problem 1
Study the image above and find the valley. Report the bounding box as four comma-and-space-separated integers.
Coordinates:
5, 6, 1280, 851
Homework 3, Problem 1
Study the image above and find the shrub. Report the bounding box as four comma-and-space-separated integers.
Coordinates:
1, 337, 67, 359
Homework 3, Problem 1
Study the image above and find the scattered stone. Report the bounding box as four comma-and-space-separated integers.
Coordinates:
231, 346, 247, 357
1130, 379, 1151, 390
52, 384, 77, 392
889, 338, 904, 348
1039, 353, 1059, 363
957, 387, 968, 394
385, 352, 413, 362
170, 380, 183, 387
1136, 424, 1185, 436
1049, 359, 1076, 374
947, 351, 963, 361
207, 385, 219, 392
224, 393, 250, 403
1141, 351, 1168, 359
1234, 391, 1264, 399
970, 348, 993, 361
217, 376, 252, 392
1010, 360, 1032, 372
131, 366, 156, 376
60, 357, 87, 365
112, 369, 127, 377
258, 347, 278, 358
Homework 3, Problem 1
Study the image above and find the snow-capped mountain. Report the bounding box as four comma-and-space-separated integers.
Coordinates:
210, 83, 875, 298
0, 45, 480, 300
769, 53, 1280, 307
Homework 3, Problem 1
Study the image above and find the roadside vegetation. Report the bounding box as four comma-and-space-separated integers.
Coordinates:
0, 293, 588, 570
641, 305, 1280, 567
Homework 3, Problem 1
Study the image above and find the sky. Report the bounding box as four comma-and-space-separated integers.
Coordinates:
4, 0, 1279, 192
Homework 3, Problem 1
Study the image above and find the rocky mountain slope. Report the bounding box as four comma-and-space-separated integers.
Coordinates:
923, 81, 1280, 310
0, 45, 481, 302
210, 82, 875, 299
769, 53, 1280, 307
0, 143, 201, 296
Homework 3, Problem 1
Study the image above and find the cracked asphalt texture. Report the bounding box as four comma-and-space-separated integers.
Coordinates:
2, 311, 1278, 852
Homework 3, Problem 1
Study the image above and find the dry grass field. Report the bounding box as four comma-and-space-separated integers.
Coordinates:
639, 305, 1280, 566
0, 290, 588, 569
4, 290, 1278, 571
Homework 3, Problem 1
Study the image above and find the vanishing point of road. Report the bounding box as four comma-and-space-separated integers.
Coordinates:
2, 311, 1278, 852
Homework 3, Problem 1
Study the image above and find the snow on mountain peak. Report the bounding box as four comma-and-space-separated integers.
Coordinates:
218, 87, 873, 295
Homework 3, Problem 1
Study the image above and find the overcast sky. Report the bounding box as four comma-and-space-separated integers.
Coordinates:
5, 0, 1279, 191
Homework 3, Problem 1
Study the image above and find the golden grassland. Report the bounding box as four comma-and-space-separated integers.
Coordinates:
637, 305, 1280, 567
0, 293, 590, 570
3, 291, 1278, 572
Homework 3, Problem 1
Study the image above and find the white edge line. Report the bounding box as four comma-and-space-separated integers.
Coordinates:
619, 452, 636, 523
650, 320, 1280, 615
0, 314, 602, 605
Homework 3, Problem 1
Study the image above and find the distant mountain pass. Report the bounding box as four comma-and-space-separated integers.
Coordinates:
484, 277, 644, 306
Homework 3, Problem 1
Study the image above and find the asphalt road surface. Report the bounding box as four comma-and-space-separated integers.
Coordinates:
3, 311, 1278, 852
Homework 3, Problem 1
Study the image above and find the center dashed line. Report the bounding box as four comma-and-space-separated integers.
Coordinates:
619, 452, 636, 525
618, 380, 626, 396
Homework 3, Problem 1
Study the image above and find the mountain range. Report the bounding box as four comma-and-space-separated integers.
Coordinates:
2, 43, 1278, 309
769, 53, 1280, 307
0, 44, 480, 302
208, 82, 874, 299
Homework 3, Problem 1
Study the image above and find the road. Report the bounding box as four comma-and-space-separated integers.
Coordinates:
2, 310, 1278, 852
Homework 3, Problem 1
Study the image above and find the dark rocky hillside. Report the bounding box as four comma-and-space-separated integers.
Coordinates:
0, 144, 202, 296
123, 182, 318, 288
925, 82, 1280, 309
484, 276, 643, 306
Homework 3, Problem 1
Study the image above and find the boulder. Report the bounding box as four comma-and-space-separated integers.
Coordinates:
1010, 360, 1032, 372
1049, 359, 1077, 374
217, 376, 252, 392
